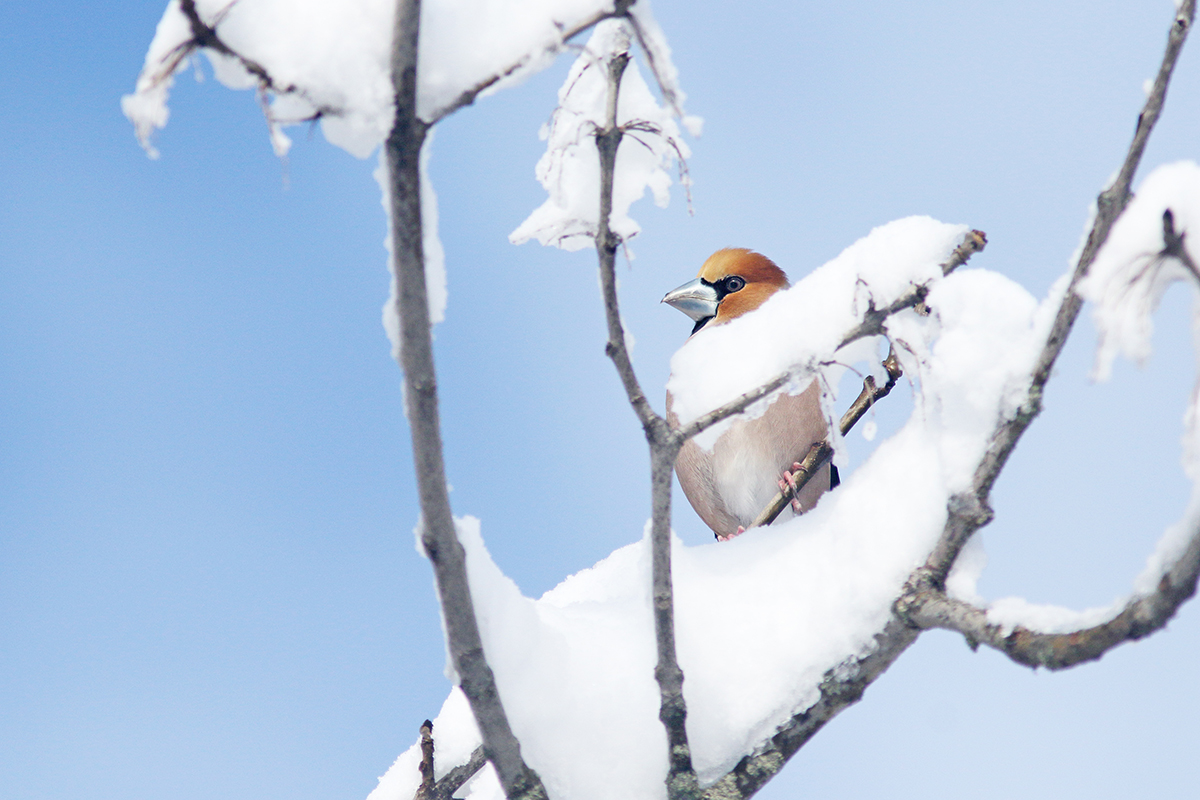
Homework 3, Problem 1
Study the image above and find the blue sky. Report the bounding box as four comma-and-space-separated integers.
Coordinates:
2, 1, 1198, 799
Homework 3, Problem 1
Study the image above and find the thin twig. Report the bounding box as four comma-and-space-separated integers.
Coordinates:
750, 349, 904, 529
415, 720, 435, 800
386, 2, 545, 799
166, 0, 337, 120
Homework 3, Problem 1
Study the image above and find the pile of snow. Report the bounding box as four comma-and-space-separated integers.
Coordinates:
370, 194, 1200, 797
369, 217, 1068, 799
122, 0, 622, 158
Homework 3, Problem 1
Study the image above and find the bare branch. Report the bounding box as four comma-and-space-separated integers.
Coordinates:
671, 374, 791, 444
427, 746, 488, 800
750, 349, 904, 529
591, 33, 698, 799
415, 720, 435, 800
904, 514, 1200, 669
596, 62, 671, 444
385, 3, 545, 799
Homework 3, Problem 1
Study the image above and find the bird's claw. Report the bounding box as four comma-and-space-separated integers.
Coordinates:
716, 525, 746, 542
778, 462, 805, 512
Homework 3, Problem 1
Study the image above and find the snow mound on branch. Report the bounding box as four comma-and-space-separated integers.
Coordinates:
1081, 161, 1200, 383
510, 18, 691, 251
370, 219, 1071, 799
986, 596, 1123, 636
1078, 160, 1200, 596
123, 0, 619, 157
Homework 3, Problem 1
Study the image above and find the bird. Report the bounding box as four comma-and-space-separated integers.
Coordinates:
663, 248, 834, 540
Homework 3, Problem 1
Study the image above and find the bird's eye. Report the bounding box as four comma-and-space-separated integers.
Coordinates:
724, 276, 746, 293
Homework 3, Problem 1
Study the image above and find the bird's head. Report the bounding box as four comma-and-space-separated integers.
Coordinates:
662, 248, 790, 335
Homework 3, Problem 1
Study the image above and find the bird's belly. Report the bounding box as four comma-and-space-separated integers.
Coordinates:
710, 418, 788, 524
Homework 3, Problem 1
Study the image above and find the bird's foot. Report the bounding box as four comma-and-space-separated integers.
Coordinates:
778, 462, 805, 512
716, 526, 746, 542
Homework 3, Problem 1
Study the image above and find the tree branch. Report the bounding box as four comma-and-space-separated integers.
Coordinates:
415, 720, 435, 800
430, 746, 488, 800
591, 37, 700, 799
386, 3, 545, 799
905, 514, 1200, 669
917, 0, 1196, 590
836, 229, 987, 350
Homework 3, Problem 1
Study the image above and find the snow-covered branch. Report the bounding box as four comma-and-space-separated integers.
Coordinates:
913, 0, 1196, 594
427, 1, 634, 124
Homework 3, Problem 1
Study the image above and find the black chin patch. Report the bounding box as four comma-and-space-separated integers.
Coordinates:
691, 316, 714, 335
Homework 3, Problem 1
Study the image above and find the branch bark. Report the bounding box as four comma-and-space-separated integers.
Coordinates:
593, 41, 701, 800
904, 518, 1200, 668
386, 2, 545, 799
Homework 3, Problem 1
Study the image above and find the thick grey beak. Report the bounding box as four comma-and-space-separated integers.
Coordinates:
662, 278, 719, 322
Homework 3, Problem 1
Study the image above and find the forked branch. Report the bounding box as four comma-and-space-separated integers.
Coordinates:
905, 512, 1200, 668
593, 36, 700, 799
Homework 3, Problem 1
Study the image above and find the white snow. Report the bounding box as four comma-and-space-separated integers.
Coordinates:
123, 0, 621, 158
986, 596, 1124, 637
1080, 161, 1200, 383
510, 19, 691, 251
369, 219, 1089, 799
124, 5, 1200, 797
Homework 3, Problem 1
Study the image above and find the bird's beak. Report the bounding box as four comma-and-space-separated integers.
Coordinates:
662, 278, 719, 322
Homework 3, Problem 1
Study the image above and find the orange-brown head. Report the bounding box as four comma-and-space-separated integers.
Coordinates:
662, 248, 790, 334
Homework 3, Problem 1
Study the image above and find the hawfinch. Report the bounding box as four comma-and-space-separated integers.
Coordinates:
663, 248, 833, 540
